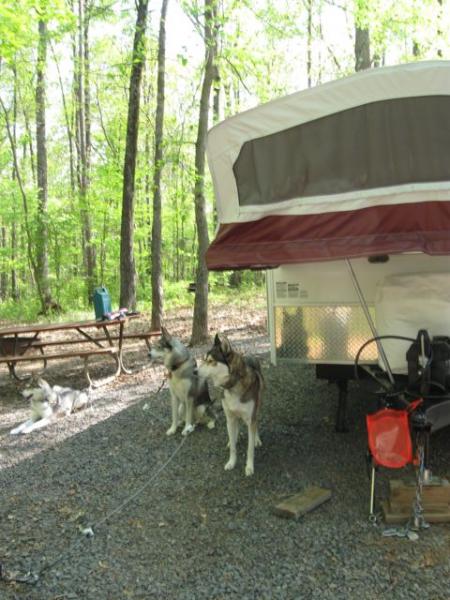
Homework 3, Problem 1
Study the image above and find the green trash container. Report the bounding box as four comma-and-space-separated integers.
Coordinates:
93, 287, 112, 320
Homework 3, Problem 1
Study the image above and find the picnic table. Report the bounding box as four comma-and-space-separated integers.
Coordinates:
0, 316, 160, 387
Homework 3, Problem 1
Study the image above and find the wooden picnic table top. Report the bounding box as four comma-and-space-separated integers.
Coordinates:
0, 316, 135, 337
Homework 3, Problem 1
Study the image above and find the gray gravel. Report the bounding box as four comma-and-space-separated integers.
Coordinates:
1, 330, 450, 600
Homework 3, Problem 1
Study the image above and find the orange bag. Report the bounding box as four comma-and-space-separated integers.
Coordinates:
366, 408, 413, 469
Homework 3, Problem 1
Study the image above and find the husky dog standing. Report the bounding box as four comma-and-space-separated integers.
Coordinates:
10, 378, 89, 435
200, 334, 263, 476
148, 327, 215, 436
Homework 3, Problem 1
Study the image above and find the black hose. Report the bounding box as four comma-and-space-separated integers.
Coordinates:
354, 334, 450, 403
354, 334, 416, 385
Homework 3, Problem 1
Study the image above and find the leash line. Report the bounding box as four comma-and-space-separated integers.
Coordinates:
0, 378, 182, 587
94, 434, 187, 529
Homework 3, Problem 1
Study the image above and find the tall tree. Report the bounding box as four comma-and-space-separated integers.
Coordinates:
119, 0, 150, 309
151, 0, 169, 331
35, 12, 56, 312
191, 0, 219, 344
306, 0, 313, 87
354, 1, 371, 71
436, 0, 443, 57
74, 0, 96, 301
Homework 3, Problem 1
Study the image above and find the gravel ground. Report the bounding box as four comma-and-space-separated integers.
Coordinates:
1, 309, 450, 600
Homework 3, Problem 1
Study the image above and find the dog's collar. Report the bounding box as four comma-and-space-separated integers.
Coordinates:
169, 357, 190, 372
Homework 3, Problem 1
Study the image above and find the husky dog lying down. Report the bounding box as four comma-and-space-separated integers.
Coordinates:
200, 334, 264, 476
148, 327, 215, 436
10, 378, 89, 435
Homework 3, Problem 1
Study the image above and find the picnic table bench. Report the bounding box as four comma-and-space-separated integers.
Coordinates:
0, 317, 160, 387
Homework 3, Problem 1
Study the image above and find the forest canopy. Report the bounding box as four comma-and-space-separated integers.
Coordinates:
0, 0, 448, 336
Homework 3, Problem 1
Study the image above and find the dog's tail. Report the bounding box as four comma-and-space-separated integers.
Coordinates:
251, 364, 264, 424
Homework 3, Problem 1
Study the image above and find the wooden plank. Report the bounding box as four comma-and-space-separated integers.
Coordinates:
26, 331, 160, 349
273, 486, 332, 519
0, 347, 118, 363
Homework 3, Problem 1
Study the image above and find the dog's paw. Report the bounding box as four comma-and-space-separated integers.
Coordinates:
245, 464, 254, 477
181, 424, 195, 436
255, 436, 262, 448
224, 459, 236, 471
207, 419, 215, 430
166, 426, 177, 436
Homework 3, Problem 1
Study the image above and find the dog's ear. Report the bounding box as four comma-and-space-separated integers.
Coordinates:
216, 333, 232, 355
38, 378, 58, 402
37, 378, 52, 393
161, 326, 171, 340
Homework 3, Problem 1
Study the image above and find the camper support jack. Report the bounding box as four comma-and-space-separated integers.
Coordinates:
315, 364, 355, 432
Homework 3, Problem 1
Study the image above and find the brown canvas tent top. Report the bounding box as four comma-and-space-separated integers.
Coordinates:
205, 61, 450, 270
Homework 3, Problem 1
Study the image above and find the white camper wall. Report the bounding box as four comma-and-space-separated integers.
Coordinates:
267, 254, 450, 366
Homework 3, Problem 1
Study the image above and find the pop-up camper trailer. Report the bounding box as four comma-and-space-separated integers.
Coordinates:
205, 61, 450, 443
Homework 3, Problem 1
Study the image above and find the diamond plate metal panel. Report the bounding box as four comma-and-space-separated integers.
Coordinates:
275, 305, 377, 363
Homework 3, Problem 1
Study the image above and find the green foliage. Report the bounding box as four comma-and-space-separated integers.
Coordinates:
0, 0, 448, 324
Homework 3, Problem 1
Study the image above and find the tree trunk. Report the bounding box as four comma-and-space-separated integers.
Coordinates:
11, 220, 18, 300
0, 95, 38, 300
306, 0, 312, 87
35, 17, 54, 311
212, 65, 220, 124
190, 0, 218, 345
151, 0, 169, 331
75, 0, 96, 302
0, 226, 7, 300
51, 41, 76, 196
437, 0, 443, 58
355, 26, 371, 71
119, 0, 150, 310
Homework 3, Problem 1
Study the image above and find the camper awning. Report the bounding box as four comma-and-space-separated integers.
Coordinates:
205, 61, 450, 270
206, 201, 450, 270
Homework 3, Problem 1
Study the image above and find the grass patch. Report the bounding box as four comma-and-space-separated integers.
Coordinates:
0, 281, 267, 326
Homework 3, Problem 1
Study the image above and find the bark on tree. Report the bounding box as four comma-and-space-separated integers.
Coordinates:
0, 227, 7, 300
0, 96, 37, 291
355, 26, 371, 71
75, 0, 96, 302
212, 64, 220, 123
35, 17, 55, 312
51, 41, 76, 196
307, 0, 313, 87
191, 0, 218, 345
151, 0, 169, 331
119, 0, 150, 310
437, 0, 443, 58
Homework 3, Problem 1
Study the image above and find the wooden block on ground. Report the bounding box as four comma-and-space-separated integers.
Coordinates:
273, 486, 332, 519
381, 500, 450, 524
389, 478, 450, 509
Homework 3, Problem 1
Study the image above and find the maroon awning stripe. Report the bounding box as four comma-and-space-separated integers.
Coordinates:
206, 201, 450, 270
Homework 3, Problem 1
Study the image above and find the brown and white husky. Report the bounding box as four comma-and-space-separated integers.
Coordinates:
200, 334, 263, 476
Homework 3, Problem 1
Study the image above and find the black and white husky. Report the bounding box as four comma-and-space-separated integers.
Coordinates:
10, 378, 89, 435
200, 334, 263, 476
148, 327, 215, 436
